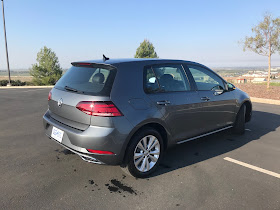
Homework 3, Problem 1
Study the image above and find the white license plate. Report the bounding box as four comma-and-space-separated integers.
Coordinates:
51, 126, 64, 143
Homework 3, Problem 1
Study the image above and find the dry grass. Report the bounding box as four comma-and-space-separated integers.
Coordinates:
0, 76, 33, 82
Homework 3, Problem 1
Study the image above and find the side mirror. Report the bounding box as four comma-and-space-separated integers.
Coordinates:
227, 83, 236, 91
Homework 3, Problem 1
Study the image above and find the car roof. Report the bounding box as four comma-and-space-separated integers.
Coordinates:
73, 58, 205, 67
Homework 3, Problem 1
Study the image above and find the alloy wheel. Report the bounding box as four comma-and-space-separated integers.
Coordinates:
133, 135, 160, 172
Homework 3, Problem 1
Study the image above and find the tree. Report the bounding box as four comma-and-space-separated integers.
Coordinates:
242, 14, 280, 89
135, 39, 158, 58
30, 46, 63, 85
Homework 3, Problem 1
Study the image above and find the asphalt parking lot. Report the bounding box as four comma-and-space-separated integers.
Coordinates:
0, 88, 279, 210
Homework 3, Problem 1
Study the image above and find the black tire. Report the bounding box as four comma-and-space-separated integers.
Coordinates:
232, 104, 246, 135
122, 128, 164, 178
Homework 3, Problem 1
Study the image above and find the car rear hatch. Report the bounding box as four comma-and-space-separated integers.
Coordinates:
48, 62, 117, 130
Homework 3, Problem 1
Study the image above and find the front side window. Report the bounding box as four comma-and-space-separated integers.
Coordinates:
144, 64, 190, 93
188, 65, 225, 91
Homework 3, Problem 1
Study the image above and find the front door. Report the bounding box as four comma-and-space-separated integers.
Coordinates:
186, 64, 236, 133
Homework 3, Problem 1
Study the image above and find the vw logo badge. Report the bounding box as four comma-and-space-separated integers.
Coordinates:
58, 98, 63, 107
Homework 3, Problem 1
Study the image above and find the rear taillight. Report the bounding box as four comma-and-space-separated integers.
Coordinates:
76, 101, 123, 117
48, 91, 52, 101
87, 149, 115, 155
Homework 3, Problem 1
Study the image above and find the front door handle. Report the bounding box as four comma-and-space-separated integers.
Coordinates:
157, 100, 171, 105
201, 97, 210, 101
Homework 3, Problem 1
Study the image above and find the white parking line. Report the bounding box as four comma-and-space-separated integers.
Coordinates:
245, 128, 252, 131
224, 157, 280, 179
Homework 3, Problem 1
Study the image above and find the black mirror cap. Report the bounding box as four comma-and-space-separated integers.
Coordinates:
227, 83, 236, 91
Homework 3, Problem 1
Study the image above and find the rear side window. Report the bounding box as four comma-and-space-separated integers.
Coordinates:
144, 64, 190, 93
55, 65, 116, 96
144, 67, 161, 93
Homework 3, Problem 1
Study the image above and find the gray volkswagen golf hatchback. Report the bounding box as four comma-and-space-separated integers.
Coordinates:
43, 58, 252, 178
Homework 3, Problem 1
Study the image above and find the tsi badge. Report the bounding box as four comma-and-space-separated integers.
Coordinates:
57, 98, 63, 107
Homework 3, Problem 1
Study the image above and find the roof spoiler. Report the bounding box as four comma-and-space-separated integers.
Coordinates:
71, 62, 115, 70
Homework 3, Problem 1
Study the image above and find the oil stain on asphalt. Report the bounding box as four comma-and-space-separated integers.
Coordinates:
85, 178, 138, 196
105, 179, 137, 195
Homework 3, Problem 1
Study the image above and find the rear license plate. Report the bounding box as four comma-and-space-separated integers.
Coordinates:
51, 126, 64, 143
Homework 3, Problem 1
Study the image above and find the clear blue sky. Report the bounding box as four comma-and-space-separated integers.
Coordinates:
0, 0, 280, 69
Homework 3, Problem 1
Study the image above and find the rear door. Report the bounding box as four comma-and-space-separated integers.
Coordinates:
144, 64, 202, 141
49, 64, 116, 130
185, 64, 236, 133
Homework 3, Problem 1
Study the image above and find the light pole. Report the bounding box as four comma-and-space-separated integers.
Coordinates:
1, 0, 11, 86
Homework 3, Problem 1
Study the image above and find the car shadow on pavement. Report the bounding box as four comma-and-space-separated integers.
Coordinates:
151, 110, 280, 177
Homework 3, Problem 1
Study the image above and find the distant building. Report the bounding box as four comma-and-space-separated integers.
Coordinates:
224, 77, 266, 83
252, 77, 266, 82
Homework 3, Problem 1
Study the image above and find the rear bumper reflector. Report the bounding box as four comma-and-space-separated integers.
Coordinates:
86, 149, 115, 155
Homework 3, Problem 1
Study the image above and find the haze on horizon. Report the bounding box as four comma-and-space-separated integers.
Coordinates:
0, 0, 279, 70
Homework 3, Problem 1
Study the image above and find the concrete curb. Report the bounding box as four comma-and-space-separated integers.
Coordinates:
0, 86, 54, 89
251, 97, 280, 105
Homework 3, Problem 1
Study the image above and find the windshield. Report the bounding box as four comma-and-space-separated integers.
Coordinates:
55, 65, 116, 96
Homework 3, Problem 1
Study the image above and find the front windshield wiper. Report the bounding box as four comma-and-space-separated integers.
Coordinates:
64, 86, 84, 93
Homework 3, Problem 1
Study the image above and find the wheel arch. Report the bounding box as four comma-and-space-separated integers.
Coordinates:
242, 100, 252, 122
235, 99, 252, 123
121, 120, 170, 166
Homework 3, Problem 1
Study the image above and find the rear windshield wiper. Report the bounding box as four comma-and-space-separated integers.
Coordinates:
64, 86, 84, 93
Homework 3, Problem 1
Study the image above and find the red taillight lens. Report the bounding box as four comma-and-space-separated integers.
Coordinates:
48, 91, 52, 101
76, 101, 94, 115
76, 101, 123, 117
87, 149, 115, 155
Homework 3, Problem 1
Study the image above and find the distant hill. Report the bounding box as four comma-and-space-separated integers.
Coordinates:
0, 70, 30, 76
0, 69, 68, 76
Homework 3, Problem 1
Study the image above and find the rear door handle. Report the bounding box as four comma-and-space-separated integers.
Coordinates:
200, 97, 210, 101
157, 100, 171, 105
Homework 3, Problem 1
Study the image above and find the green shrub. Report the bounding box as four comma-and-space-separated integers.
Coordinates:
11, 80, 26, 86
0, 80, 9, 86
0, 80, 26, 86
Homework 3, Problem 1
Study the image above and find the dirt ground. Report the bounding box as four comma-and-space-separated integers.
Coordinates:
235, 83, 280, 100
0, 76, 33, 82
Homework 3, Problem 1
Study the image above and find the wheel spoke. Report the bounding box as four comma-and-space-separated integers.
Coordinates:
135, 155, 144, 166
149, 154, 158, 162
149, 140, 158, 150
145, 157, 150, 171
147, 136, 156, 150
137, 141, 145, 151
142, 137, 148, 150
140, 156, 147, 172
134, 152, 143, 159
149, 149, 160, 155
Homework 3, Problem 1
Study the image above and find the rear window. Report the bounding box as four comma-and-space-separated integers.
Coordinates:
55, 65, 116, 96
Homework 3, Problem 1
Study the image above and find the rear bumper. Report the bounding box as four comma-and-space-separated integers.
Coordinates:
47, 135, 104, 164
43, 110, 129, 165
